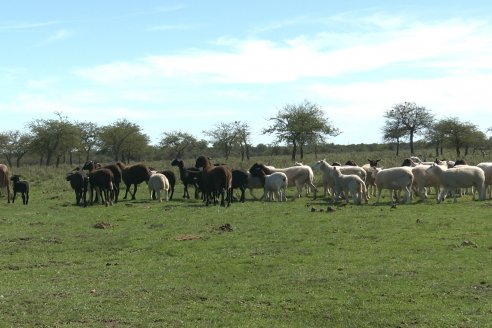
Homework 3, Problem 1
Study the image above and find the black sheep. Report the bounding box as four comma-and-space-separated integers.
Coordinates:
171, 158, 201, 199
160, 170, 176, 200
88, 168, 114, 206
116, 162, 152, 200
232, 169, 248, 202
10, 175, 29, 205
66, 168, 89, 206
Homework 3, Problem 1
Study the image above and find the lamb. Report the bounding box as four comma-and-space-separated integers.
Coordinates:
148, 172, 170, 202
371, 166, 414, 205
116, 162, 152, 200
425, 163, 485, 203
249, 163, 317, 199
66, 167, 89, 206
312, 160, 366, 198
10, 175, 29, 205
0, 164, 10, 203
477, 162, 492, 199
329, 167, 367, 205
250, 165, 288, 201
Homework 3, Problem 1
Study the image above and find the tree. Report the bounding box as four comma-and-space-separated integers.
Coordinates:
203, 121, 251, 160
28, 112, 80, 167
435, 117, 485, 157
383, 102, 434, 155
78, 121, 99, 162
159, 131, 200, 159
99, 119, 148, 162
0, 131, 32, 167
263, 100, 340, 160
382, 120, 406, 156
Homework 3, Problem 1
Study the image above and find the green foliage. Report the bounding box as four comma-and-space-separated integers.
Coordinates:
0, 161, 491, 327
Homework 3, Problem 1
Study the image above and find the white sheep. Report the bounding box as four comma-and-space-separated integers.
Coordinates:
148, 172, 170, 202
329, 166, 367, 205
426, 163, 485, 203
411, 164, 445, 201
371, 166, 414, 205
250, 163, 317, 199
261, 172, 288, 202
477, 162, 492, 199
312, 160, 366, 198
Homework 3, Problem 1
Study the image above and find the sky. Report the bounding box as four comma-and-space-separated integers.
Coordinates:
1, 1, 492, 146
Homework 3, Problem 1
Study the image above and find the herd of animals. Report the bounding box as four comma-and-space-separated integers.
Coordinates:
0, 155, 492, 207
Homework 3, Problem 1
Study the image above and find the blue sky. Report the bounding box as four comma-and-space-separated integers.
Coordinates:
2, 1, 492, 146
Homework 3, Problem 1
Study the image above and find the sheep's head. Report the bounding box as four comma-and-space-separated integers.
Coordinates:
10, 175, 21, 183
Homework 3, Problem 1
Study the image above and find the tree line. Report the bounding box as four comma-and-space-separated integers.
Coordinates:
1, 101, 491, 167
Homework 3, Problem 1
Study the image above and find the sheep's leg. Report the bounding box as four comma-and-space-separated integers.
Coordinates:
12, 191, 16, 203
131, 184, 138, 200
375, 187, 383, 204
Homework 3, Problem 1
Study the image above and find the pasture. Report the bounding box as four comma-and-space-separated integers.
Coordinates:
0, 159, 491, 327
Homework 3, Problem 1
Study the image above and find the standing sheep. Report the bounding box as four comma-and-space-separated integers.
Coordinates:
148, 172, 170, 202
426, 163, 485, 203
477, 162, 492, 199
0, 164, 10, 203
371, 166, 414, 205
329, 167, 367, 205
66, 168, 89, 206
250, 165, 288, 201
116, 162, 152, 200
10, 175, 29, 205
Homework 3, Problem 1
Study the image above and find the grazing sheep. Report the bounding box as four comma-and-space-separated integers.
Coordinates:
88, 168, 115, 206
312, 160, 366, 199
66, 168, 89, 206
0, 164, 10, 203
250, 165, 288, 201
371, 166, 414, 205
171, 158, 201, 199
426, 163, 485, 203
148, 172, 170, 202
361, 159, 381, 197
477, 162, 492, 199
195, 156, 232, 207
116, 162, 152, 200
249, 162, 317, 199
10, 175, 29, 205
427, 164, 485, 203
329, 167, 367, 205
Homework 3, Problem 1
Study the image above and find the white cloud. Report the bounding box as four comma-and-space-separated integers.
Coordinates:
35, 29, 72, 47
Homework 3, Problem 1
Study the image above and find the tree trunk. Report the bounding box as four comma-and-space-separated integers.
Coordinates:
291, 140, 297, 161
396, 140, 400, 156
409, 131, 415, 155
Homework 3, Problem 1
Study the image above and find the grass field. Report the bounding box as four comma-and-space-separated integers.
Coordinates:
0, 161, 491, 327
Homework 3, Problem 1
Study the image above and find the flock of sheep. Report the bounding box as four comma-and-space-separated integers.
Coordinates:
1, 156, 491, 207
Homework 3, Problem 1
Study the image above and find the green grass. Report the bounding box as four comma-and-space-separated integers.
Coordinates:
0, 165, 491, 327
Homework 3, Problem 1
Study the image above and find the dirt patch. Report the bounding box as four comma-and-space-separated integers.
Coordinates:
218, 223, 233, 232
94, 222, 114, 229
174, 234, 201, 241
